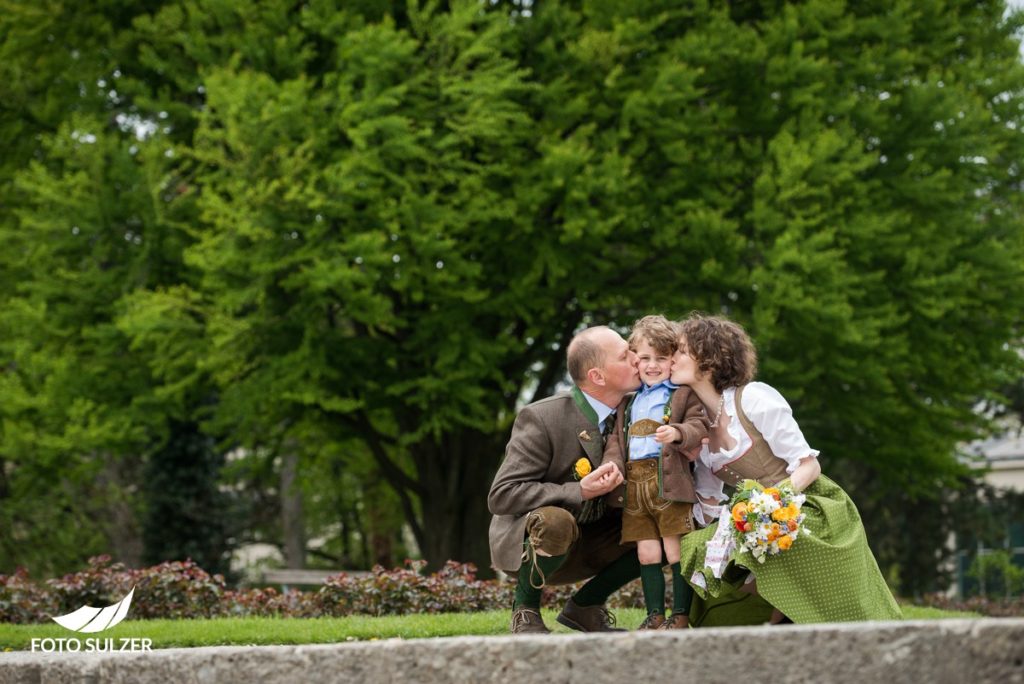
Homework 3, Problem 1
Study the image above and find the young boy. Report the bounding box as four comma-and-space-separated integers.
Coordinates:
601, 315, 709, 629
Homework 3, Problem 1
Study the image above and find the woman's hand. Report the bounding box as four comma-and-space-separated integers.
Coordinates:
788, 456, 821, 492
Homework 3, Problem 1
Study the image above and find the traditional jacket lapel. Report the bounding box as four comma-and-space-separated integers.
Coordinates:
577, 425, 604, 465
571, 386, 604, 465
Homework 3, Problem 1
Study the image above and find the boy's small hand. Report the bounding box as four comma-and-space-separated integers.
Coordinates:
653, 425, 682, 444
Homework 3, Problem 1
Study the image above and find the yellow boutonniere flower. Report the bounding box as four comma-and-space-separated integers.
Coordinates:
573, 458, 592, 480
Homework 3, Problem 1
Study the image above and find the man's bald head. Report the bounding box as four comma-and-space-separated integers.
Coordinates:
567, 326, 616, 385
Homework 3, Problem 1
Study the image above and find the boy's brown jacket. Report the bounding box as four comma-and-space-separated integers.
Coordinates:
601, 386, 708, 507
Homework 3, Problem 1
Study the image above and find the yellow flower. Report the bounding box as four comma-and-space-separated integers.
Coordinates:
731, 502, 749, 522
574, 458, 592, 480
764, 487, 781, 501
777, 534, 793, 551
771, 506, 791, 522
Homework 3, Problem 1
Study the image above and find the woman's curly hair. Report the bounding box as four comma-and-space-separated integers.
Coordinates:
679, 313, 758, 392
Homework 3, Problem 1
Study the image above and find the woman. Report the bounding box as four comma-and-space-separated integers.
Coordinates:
672, 313, 902, 624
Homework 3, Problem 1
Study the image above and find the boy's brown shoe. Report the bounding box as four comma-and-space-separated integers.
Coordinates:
659, 613, 689, 629
638, 613, 666, 630
556, 598, 625, 632
510, 607, 550, 634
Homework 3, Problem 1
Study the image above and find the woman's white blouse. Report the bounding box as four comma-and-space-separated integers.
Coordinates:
700, 382, 819, 483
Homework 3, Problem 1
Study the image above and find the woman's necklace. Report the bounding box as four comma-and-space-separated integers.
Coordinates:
708, 393, 726, 428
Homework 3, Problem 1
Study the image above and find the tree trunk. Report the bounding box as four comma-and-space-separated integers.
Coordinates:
99, 455, 144, 568
280, 450, 305, 569
412, 428, 503, 577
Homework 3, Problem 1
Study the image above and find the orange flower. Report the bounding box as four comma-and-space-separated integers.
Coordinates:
731, 502, 749, 522
777, 535, 793, 550
787, 519, 799, 531
764, 487, 781, 501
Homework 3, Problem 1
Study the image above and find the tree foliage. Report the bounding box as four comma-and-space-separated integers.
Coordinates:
2, 0, 1023, 590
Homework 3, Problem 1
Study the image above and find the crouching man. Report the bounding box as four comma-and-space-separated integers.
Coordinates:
488, 326, 642, 633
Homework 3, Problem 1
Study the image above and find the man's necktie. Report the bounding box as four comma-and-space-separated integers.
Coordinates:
601, 415, 616, 444
577, 415, 614, 525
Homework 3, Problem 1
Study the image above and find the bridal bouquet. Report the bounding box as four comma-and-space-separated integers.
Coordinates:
729, 480, 808, 563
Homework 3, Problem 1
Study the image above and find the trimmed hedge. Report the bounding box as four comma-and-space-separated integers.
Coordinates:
7, 556, 1007, 625
0, 556, 644, 624
915, 592, 1024, 618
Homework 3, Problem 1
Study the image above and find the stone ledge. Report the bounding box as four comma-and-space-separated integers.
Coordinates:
1, 619, 1022, 684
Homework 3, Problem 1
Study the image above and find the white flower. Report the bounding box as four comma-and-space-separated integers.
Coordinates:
748, 490, 781, 515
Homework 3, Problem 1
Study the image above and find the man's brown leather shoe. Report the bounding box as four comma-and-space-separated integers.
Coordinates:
638, 612, 666, 630
510, 607, 550, 634
555, 597, 625, 632
659, 613, 689, 629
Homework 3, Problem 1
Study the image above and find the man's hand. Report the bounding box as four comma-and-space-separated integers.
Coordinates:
580, 462, 623, 500
653, 425, 682, 444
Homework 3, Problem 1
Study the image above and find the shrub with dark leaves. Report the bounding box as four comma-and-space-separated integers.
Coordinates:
915, 592, 1024, 617
0, 568, 57, 624
129, 559, 227, 619
21, 556, 228, 623
224, 586, 320, 618
46, 555, 136, 616
316, 560, 512, 616
2, 557, 650, 624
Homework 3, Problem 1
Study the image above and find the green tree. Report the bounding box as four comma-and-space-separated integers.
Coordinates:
2, 0, 1023, 587
141, 421, 233, 575
0, 1, 214, 574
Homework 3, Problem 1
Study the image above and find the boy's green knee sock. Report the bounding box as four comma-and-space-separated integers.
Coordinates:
640, 562, 665, 616
671, 561, 693, 615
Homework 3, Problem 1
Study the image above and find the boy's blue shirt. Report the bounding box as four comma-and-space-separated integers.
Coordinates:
628, 379, 678, 461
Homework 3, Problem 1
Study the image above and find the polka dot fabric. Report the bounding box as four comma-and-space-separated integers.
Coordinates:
679, 475, 903, 623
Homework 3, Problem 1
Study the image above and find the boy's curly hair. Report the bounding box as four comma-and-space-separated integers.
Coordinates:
679, 313, 757, 392
628, 315, 679, 356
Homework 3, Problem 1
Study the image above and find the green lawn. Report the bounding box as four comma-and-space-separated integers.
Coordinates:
0, 605, 976, 652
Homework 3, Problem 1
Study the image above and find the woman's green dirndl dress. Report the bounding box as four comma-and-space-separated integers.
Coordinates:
681, 386, 903, 625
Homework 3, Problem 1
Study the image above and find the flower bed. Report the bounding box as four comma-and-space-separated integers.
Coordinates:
0, 556, 652, 624
914, 592, 1024, 618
